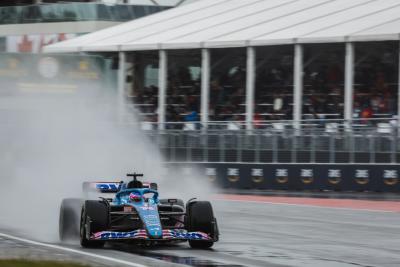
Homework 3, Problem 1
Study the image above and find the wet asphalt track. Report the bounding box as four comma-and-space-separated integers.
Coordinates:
1, 197, 400, 267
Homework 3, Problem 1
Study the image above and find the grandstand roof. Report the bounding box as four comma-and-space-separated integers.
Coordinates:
45, 0, 400, 53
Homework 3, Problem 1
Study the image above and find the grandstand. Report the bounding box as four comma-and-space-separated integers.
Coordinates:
45, 0, 400, 170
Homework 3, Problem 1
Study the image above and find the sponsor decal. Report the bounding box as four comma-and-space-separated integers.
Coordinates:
328, 169, 342, 185
140, 206, 155, 211
6, 33, 77, 53
383, 170, 398, 186
300, 169, 313, 184
143, 214, 160, 226
276, 169, 288, 184
92, 229, 211, 241
123, 206, 133, 212
251, 168, 263, 183
355, 169, 369, 185
93, 230, 148, 240
162, 230, 211, 240
95, 183, 121, 192
227, 168, 239, 183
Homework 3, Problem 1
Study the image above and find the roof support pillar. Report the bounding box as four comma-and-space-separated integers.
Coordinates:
117, 51, 126, 122
293, 44, 303, 131
158, 50, 167, 130
201, 48, 210, 129
246, 47, 256, 131
344, 42, 354, 128
397, 40, 400, 131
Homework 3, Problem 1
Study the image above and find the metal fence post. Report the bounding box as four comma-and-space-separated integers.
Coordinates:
170, 133, 175, 162
272, 131, 278, 163
255, 132, 260, 163
237, 133, 242, 162
310, 132, 316, 163
391, 131, 396, 163
202, 133, 208, 162
291, 133, 297, 163
329, 133, 335, 163
219, 132, 225, 162
186, 134, 192, 162
349, 132, 355, 163
369, 134, 375, 163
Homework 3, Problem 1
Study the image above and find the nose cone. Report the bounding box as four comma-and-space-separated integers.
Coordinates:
147, 224, 162, 239
136, 204, 163, 239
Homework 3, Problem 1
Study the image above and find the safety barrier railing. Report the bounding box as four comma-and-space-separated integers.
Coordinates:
138, 118, 400, 164
133, 117, 398, 131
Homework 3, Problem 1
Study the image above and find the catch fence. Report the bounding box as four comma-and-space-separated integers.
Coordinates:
143, 120, 400, 164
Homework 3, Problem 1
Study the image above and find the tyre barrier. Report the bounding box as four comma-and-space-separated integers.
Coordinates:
165, 163, 400, 192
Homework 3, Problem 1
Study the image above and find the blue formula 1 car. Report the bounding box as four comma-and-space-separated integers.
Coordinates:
59, 173, 219, 249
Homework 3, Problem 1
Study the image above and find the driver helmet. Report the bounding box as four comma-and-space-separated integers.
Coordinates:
129, 192, 142, 202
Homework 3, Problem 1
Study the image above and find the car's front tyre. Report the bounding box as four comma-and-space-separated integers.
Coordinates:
186, 201, 219, 249
80, 200, 108, 248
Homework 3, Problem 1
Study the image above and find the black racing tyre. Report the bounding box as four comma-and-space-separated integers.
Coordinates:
59, 198, 82, 242
186, 201, 218, 249
80, 200, 108, 248
159, 198, 185, 208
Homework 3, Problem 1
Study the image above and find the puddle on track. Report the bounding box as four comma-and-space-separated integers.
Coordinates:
137, 251, 244, 267
110, 243, 245, 267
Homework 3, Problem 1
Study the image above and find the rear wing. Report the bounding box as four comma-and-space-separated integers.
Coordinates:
82, 181, 157, 194
83, 182, 122, 193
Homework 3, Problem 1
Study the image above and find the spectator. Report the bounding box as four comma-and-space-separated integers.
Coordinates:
253, 110, 263, 129
361, 106, 373, 124
184, 109, 199, 122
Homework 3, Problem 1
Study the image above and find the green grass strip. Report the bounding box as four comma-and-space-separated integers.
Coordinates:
0, 259, 90, 267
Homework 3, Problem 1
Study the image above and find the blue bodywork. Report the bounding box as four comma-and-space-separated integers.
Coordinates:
114, 188, 162, 239
89, 185, 212, 242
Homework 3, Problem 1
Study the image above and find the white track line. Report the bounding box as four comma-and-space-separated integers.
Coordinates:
0, 232, 148, 267
215, 198, 398, 213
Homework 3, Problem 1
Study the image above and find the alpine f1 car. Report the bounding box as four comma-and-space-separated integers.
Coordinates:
59, 173, 219, 249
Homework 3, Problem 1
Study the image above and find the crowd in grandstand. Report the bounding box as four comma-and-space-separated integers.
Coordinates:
209, 66, 246, 122
131, 45, 398, 128
302, 62, 344, 121
354, 69, 397, 123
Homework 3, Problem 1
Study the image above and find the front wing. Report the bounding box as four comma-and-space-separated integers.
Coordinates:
91, 229, 211, 241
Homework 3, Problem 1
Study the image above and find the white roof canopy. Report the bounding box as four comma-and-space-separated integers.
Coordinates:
45, 0, 400, 53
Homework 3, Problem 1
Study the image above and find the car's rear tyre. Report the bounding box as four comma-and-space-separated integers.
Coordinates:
80, 200, 108, 248
59, 198, 82, 242
186, 201, 218, 249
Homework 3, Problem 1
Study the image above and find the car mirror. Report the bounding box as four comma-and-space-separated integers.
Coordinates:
150, 183, 158, 191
